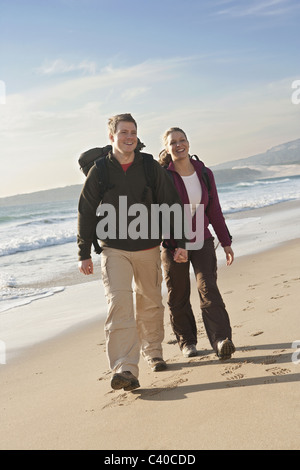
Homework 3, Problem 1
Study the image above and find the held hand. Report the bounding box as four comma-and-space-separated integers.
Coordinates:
224, 246, 234, 266
173, 248, 188, 263
78, 258, 94, 275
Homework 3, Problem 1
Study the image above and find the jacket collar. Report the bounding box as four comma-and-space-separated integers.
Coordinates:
167, 156, 204, 173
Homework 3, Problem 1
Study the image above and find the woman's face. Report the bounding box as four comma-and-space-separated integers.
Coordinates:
166, 131, 189, 162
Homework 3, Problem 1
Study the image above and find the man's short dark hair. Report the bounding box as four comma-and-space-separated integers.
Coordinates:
108, 113, 137, 135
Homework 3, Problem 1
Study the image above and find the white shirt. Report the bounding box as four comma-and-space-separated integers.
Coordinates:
181, 172, 202, 216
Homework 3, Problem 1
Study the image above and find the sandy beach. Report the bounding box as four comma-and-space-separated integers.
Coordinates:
0, 205, 300, 450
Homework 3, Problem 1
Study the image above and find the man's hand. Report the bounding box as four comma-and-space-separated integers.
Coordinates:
78, 258, 94, 275
173, 248, 188, 263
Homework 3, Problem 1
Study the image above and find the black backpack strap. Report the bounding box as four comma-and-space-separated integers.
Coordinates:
94, 155, 112, 201
189, 155, 212, 201
92, 155, 110, 255
201, 165, 212, 200
92, 234, 103, 255
189, 156, 233, 242
201, 163, 232, 242
190, 155, 211, 196
141, 153, 156, 202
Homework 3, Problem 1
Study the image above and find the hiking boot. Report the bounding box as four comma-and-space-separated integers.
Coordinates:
217, 338, 235, 360
182, 344, 197, 358
111, 371, 140, 391
148, 357, 167, 372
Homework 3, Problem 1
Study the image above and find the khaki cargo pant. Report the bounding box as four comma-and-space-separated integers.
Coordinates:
101, 246, 164, 378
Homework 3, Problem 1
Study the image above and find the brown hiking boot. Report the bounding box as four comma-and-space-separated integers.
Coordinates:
111, 371, 140, 391
148, 357, 167, 372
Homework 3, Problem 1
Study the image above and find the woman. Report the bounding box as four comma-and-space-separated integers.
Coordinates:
159, 127, 235, 360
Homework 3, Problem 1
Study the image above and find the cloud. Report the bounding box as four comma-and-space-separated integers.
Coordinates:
1, 54, 299, 196
140, 76, 300, 163
1, 56, 196, 194
0, 80, 6, 104
121, 87, 150, 101
36, 59, 97, 75
2, 57, 192, 130
216, 0, 300, 17
27, 57, 195, 110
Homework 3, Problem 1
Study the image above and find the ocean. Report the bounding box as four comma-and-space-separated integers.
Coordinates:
1, 174, 300, 316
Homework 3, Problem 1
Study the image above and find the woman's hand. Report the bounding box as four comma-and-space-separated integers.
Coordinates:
224, 246, 234, 266
173, 248, 188, 263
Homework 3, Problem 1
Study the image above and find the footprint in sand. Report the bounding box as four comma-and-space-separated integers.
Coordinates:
241, 346, 257, 352
266, 366, 291, 375
197, 354, 211, 362
221, 363, 244, 381
97, 370, 111, 382
221, 363, 242, 373
247, 284, 260, 290
243, 299, 256, 311
264, 377, 279, 384
243, 305, 255, 311
102, 391, 131, 409
154, 373, 190, 390
274, 277, 300, 287
270, 294, 290, 299
261, 356, 278, 365
102, 371, 192, 408
225, 373, 244, 381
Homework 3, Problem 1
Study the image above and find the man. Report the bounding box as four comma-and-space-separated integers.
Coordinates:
78, 114, 187, 391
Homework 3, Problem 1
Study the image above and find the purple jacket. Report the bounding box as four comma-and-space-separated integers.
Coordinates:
166, 158, 232, 249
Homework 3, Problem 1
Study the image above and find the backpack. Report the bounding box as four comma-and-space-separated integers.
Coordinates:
78, 138, 146, 176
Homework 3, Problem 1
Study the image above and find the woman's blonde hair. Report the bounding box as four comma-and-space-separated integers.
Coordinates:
158, 127, 188, 167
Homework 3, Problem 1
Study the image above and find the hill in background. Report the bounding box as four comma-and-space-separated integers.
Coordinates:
0, 184, 82, 207
1, 138, 300, 206
211, 138, 300, 184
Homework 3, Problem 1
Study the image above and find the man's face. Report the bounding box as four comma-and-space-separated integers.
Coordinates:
109, 121, 138, 157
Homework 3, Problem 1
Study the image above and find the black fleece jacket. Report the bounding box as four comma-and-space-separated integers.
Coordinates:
77, 151, 186, 260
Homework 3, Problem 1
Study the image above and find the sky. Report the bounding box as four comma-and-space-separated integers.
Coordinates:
1, 0, 300, 197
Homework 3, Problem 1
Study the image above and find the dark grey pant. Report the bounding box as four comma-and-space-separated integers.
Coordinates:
161, 237, 232, 353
